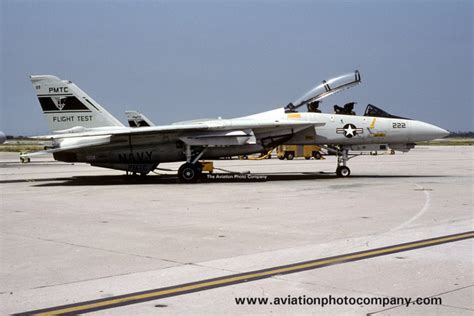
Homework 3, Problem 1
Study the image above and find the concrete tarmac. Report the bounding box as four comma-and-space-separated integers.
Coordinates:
0, 146, 472, 314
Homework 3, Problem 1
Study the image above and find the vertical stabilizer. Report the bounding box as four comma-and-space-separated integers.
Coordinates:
30, 75, 124, 131
125, 110, 155, 127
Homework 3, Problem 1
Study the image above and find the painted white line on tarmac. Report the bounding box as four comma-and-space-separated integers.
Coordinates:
391, 183, 431, 232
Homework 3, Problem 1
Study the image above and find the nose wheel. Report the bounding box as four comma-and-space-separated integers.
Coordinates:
336, 165, 351, 177
336, 148, 352, 177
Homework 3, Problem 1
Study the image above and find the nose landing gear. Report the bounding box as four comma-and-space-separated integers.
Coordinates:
336, 165, 351, 177
336, 148, 351, 177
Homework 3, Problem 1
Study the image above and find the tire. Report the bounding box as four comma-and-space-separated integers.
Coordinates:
178, 163, 201, 183
286, 152, 295, 160
313, 151, 322, 160
336, 166, 351, 177
305, 157, 310, 160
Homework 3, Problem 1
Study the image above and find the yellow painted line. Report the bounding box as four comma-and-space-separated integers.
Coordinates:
21, 231, 473, 316
370, 118, 376, 129
287, 113, 301, 119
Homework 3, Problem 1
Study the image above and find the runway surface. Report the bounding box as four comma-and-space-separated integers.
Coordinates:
1, 146, 473, 314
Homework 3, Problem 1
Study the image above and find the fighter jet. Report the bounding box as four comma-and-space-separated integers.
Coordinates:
23, 71, 448, 182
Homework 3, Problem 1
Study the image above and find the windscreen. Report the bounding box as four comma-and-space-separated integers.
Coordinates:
364, 104, 411, 120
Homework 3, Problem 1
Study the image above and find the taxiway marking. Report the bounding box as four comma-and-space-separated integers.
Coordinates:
16, 231, 473, 315
391, 184, 432, 231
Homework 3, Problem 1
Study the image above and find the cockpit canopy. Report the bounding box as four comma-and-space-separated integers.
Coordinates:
285, 70, 361, 113
283, 70, 410, 120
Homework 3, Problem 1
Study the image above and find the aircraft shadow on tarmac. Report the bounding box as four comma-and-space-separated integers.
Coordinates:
13, 172, 449, 186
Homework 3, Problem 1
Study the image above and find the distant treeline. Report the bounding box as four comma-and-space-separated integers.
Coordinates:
6, 135, 40, 139
448, 131, 474, 138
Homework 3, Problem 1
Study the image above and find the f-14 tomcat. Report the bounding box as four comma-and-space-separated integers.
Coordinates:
24, 71, 448, 182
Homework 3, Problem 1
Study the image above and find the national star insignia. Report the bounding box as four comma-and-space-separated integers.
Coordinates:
336, 123, 364, 138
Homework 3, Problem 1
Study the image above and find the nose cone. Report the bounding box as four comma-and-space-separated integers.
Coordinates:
412, 121, 449, 142
427, 124, 450, 139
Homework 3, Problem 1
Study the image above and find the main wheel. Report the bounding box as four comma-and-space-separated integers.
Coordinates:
336, 166, 351, 177
286, 152, 295, 160
178, 163, 201, 183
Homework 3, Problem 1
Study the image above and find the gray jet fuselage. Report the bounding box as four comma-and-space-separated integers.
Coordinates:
58, 109, 447, 166
26, 71, 449, 179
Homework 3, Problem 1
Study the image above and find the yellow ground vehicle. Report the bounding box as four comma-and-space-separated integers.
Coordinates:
277, 145, 324, 160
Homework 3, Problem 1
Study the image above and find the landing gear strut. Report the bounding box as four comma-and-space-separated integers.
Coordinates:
336, 148, 351, 177
177, 145, 207, 183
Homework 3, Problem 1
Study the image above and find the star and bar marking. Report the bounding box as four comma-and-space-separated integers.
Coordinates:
336, 123, 364, 138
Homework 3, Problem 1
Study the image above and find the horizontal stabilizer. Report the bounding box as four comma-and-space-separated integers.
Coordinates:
21, 135, 111, 158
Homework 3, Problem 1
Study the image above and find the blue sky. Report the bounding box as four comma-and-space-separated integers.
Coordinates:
1, 0, 472, 135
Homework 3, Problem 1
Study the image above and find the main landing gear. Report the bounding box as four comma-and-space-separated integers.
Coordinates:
178, 162, 203, 183
336, 148, 351, 177
178, 145, 207, 183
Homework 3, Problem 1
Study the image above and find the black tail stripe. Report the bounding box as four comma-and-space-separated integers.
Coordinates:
43, 110, 92, 113
37, 94, 73, 97
38, 96, 90, 112
38, 97, 58, 111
